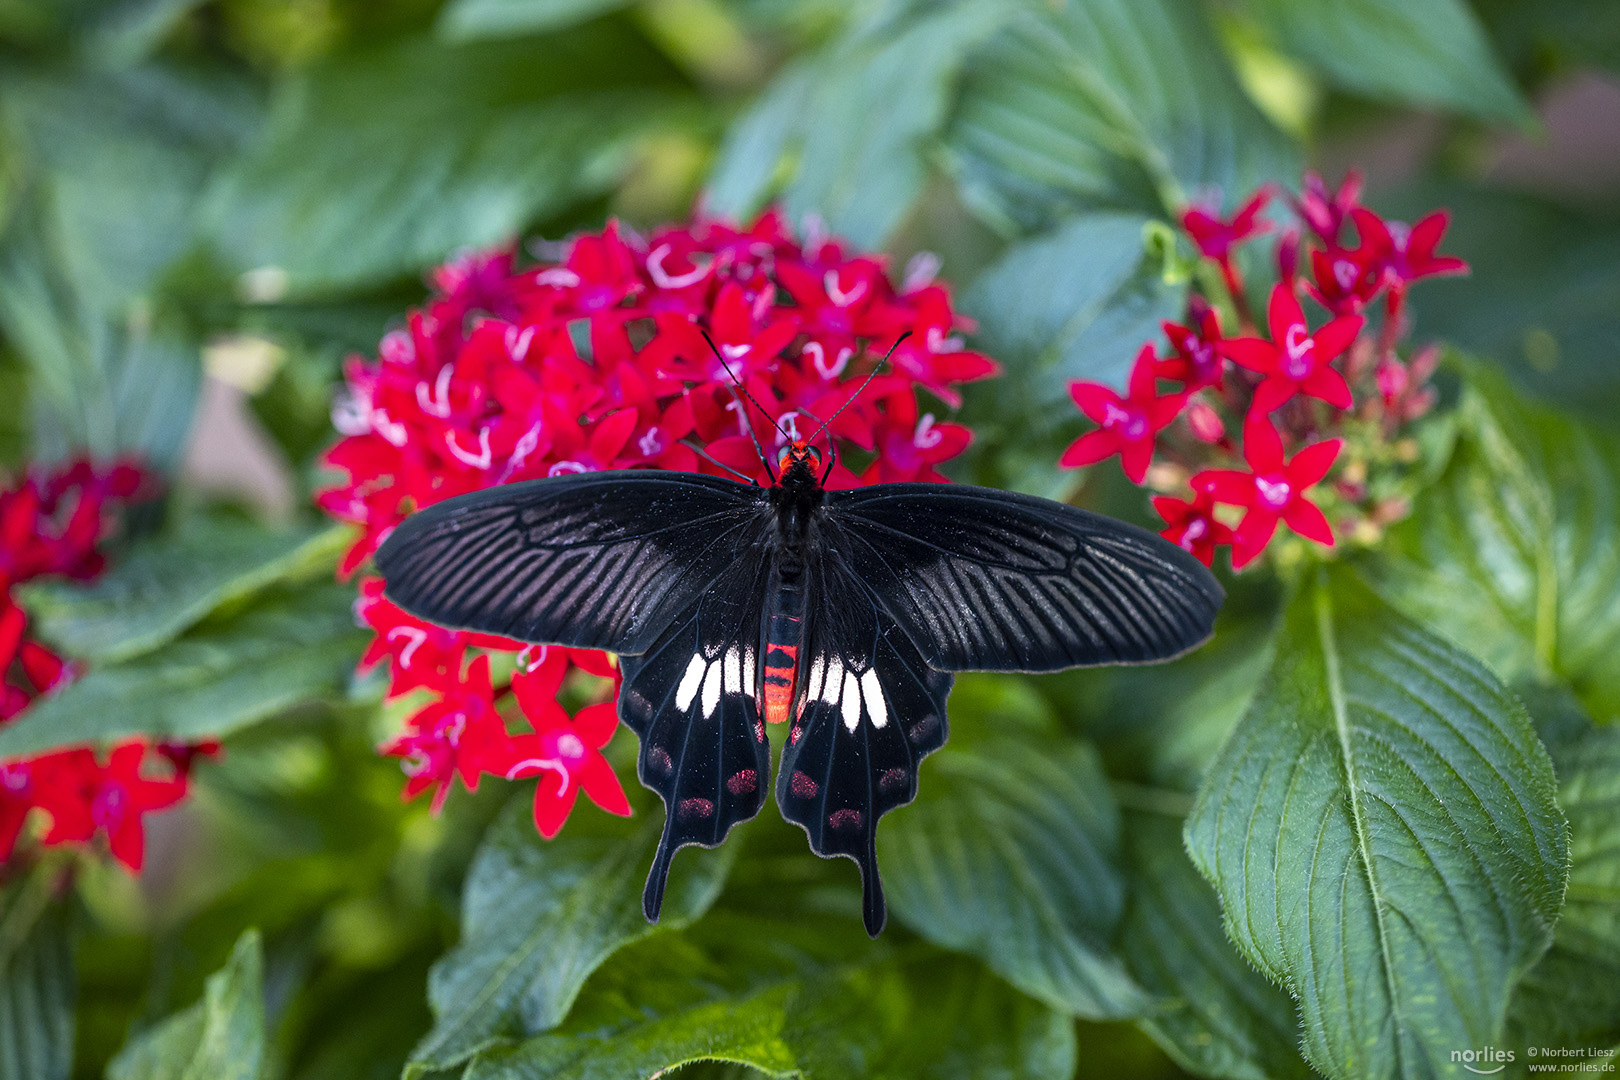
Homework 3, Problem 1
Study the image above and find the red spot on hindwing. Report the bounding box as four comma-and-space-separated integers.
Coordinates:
726, 769, 757, 795
828, 808, 863, 830
790, 770, 817, 798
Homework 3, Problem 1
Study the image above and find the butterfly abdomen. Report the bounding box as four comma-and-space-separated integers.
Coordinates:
760, 562, 807, 728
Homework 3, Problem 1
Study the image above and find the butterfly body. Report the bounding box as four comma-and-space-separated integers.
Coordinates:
376, 445, 1221, 936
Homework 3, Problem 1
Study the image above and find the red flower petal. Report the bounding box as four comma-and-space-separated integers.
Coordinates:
1286, 438, 1343, 487
1219, 338, 1277, 373
1299, 367, 1354, 409
1242, 416, 1286, 473
1190, 469, 1255, 505
1068, 381, 1122, 423
532, 774, 580, 839
1282, 497, 1336, 547
1120, 439, 1154, 484
578, 754, 632, 816
1058, 429, 1120, 469
1311, 315, 1364, 363
1266, 283, 1305, 345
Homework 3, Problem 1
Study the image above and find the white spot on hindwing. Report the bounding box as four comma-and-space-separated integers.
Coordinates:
861, 669, 888, 729
841, 670, 861, 733
701, 662, 723, 718
723, 646, 742, 694
675, 654, 705, 711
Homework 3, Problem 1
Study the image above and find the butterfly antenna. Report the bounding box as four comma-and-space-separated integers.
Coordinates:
808, 331, 911, 446
700, 328, 786, 477
679, 438, 759, 486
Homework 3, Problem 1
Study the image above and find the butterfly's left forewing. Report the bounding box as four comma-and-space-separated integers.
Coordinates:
775, 548, 953, 937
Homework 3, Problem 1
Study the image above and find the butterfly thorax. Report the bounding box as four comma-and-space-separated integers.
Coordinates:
760, 454, 823, 726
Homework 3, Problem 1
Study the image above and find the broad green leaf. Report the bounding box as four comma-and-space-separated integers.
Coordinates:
467, 923, 1074, 1080
438, 0, 632, 41
1119, 811, 1312, 1080
1369, 365, 1620, 722
0, 869, 75, 1080
465, 983, 799, 1080
405, 798, 736, 1077
1507, 685, 1620, 1050
708, 0, 1011, 247
0, 582, 367, 757
1234, 0, 1528, 123
207, 26, 688, 293
880, 732, 1149, 1020
19, 521, 347, 663
106, 929, 264, 1080
1186, 568, 1567, 1080
964, 212, 1185, 421
944, 0, 1297, 234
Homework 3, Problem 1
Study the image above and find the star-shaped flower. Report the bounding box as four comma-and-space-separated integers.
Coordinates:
1220, 284, 1364, 414
1060, 346, 1185, 483
1191, 417, 1341, 569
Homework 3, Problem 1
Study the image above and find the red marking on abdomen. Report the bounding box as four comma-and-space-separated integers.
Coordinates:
761, 642, 799, 726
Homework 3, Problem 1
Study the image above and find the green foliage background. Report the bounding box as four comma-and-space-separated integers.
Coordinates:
0, 1, 1616, 1078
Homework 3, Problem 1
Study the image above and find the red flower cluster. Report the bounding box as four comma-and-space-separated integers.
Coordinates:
1063, 173, 1463, 570
320, 211, 996, 837
1, 461, 212, 872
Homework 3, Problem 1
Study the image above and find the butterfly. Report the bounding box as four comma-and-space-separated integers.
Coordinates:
375, 364, 1222, 937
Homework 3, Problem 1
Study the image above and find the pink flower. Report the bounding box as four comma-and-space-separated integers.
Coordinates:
1191, 418, 1341, 569
1061, 346, 1186, 483
1220, 284, 1364, 414
1159, 300, 1227, 390
1293, 170, 1363, 245
1151, 493, 1235, 568
1352, 208, 1468, 291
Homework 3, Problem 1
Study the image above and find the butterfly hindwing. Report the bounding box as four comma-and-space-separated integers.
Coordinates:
376, 471, 768, 654
618, 540, 774, 924
775, 553, 953, 937
824, 484, 1222, 672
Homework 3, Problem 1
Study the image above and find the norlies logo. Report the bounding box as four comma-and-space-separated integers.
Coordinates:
1453, 1047, 1517, 1075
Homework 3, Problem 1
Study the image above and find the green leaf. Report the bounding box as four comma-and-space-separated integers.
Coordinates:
438, 0, 633, 41
1506, 685, 1620, 1050
1369, 364, 1620, 722
1185, 567, 1567, 1080
1119, 810, 1312, 1080
0, 869, 75, 1080
0, 582, 367, 757
207, 26, 688, 294
405, 798, 736, 1077
1234, 0, 1529, 124
964, 212, 1185, 419
708, 0, 1012, 248
944, 0, 1297, 234
106, 929, 265, 1080
18, 521, 347, 663
465, 982, 799, 1080
465, 923, 1075, 1080
880, 730, 1149, 1020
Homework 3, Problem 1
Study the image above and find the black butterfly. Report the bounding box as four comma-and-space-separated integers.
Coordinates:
376, 439, 1221, 935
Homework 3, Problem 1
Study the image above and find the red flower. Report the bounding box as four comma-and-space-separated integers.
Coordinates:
382, 654, 509, 813
1352, 208, 1467, 292
1220, 284, 1364, 414
1159, 300, 1227, 390
34, 744, 188, 872
1293, 170, 1363, 245
1061, 347, 1185, 482
1305, 243, 1384, 316
1151, 492, 1235, 568
1191, 418, 1341, 568
491, 663, 630, 838
1180, 188, 1274, 263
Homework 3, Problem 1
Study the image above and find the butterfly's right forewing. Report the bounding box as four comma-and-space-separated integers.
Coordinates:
376, 471, 767, 654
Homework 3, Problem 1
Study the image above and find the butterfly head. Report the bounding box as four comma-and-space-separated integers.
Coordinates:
777, 440, 823, 475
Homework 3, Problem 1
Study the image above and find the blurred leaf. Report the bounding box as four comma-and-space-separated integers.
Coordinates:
944, 0, 1297, 235
437, 0, 632, 41
0, 207, 201, 469
1368, 364, 1620, 722
20, 521, 347, 663
1469, 0, 1620, 79
1185, 567, 1567, 1080
1119, 811, 1311, 1080
207, 26, 690, 294
405, 798, 736, 1077
880, 730, 1149, 1020
709, 0, 1011, 247
106, 930, 264, 1080
964, 212, 1185, 422
1394, 185, 1620, 420
1234, 0, 1528, 123
3, 64, 256, 312
0, 582, 367, 757
0, 869, 75, 1080
1506, 684, 1620, 1050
